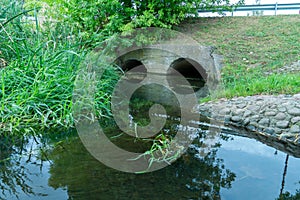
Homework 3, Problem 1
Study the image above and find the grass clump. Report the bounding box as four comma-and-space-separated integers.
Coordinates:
0, 1, 119, 135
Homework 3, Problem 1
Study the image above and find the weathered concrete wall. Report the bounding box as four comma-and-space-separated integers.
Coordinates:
116, 45, 219, 76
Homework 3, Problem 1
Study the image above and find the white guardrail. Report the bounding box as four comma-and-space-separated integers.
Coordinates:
198, 3, 300, 16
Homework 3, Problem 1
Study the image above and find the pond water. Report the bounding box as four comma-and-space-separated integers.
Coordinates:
1, 124, 300, 200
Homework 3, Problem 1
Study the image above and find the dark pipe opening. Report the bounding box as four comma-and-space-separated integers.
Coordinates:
122, 59, 145, 72
170, 58, 207, 80
167, 58, 207, 94
120, 59, 147, 83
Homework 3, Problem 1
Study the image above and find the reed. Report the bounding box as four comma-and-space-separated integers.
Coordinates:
0, 1, 119, 136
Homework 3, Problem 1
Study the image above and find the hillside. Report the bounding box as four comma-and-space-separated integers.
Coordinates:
176, 15, 300, 98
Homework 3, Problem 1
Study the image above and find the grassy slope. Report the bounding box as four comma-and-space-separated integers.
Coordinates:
176, 15, 300, 98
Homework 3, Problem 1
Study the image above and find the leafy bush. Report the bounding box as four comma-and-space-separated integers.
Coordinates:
23, 0, 244, 45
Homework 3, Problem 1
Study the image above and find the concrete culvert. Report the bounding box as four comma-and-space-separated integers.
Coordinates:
114, 45, 220, 104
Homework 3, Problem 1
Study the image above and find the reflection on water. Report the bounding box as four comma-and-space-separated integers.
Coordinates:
47, 133, 235, 200
218, 136, 300, 200
1, 128, 300, 200
0, 135, 68, 200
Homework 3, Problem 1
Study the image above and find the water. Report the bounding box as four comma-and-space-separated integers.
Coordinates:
219, 136, 300, 199
1, 125, 300, 200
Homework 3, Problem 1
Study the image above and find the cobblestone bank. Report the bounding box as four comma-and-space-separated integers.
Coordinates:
195, 93, 300, 144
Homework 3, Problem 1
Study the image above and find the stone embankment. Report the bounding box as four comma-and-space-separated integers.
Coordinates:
195, 93, 300, 144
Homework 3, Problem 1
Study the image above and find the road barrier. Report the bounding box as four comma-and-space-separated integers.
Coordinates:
198, 3, 300, 16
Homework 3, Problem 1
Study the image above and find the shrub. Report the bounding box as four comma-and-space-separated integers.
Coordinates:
23, 0, 244, 45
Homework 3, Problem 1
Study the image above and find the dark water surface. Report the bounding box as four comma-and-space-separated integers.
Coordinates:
1, 126, 300, 200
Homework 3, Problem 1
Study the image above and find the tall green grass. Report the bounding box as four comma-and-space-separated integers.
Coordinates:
0, 1, 119, 135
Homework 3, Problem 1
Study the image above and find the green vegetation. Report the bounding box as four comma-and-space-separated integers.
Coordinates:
0, 1, 117, 134
1, 1, 80, 134
22, 0, 242, 46
177, 16, 300, 99
1, 0, 299, 135
0, 0, 243, 135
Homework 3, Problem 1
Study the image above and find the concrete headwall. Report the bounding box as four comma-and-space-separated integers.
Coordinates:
115, 45, 222, 102
115, 44, 221, 108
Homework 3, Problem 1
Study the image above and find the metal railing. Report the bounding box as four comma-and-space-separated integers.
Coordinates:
198, 3, 300, 16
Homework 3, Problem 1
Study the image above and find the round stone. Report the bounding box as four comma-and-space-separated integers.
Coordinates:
274, 113, 286, 120
282, 102, 292, 107
249, 121, 259, 127
264, 128, 275, 135
237, 103, 247, 109
219, 108, 231, 115
279, 133, 295, 139
276, 121, 289, 129
290, 125, 300, 133
259, 118, 270, 126
255, 101, 264, 106
231, 116, 242, 122
224, 115, 231, 124
287, 108, 300, 116
232, 109, 244, 116
265, 111, 277, 116
243, 110, 252, 118
274, 128, 282, 134
247, 105, 260, 112
293, 94, 300, 98
277, 106, 286, 112
291, 117, 300, 124
247, 125, 256, 131
250, 115, 260, 121
242, 118, 250, 126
